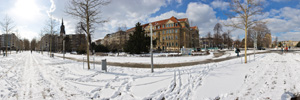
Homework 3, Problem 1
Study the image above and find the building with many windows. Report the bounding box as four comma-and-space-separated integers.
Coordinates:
0, 33, 23, 50
127, 16, 200, 52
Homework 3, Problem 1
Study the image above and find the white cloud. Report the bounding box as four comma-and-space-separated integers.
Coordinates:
91, 0, 167, 39
148, 2, 218, 37
278, 31, 300, 41
271, 0, 288, 2
265, 7, 300, 35
47, 0, 56, 17
210, 0, 229, 10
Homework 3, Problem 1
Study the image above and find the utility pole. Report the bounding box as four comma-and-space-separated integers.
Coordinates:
254, 31, 257, 60
150, 23, 154, 73
63, 35, 65, 59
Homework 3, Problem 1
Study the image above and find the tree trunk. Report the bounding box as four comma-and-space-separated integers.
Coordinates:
86, 18, 90, 70
245, 24, 248, 63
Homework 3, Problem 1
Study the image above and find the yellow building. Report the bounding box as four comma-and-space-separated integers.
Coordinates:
127, 16, 199, 52
280, 40, 298, 47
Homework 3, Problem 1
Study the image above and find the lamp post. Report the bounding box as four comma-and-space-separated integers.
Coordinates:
150, 23, 154, 73
63, 35, 65, 59
254, 31, 257, 60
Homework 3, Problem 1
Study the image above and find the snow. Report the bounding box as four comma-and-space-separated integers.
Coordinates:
0, 51, 300, 99
54, 52, 216, 64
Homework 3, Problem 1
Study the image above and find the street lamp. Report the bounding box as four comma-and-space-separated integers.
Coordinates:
63, 35, 66, 59
150, 23, 154, 73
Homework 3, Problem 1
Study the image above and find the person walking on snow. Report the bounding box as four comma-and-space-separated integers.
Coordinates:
235, 48, 241, 57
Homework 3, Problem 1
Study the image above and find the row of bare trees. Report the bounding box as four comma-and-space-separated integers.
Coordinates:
206, 23, 233, 49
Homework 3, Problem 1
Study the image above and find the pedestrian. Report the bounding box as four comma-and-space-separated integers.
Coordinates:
286, 46, 288, 52
281, 46, 283, 53
235, 48, 241, 57
289, 46, 291, 50
31, 50, 32, 53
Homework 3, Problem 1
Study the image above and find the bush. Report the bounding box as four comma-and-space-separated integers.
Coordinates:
94, 44, 109, 52
296, 42, 300, 47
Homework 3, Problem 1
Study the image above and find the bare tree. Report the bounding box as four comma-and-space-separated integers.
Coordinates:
0, 15, 15, 57
224, 0, 264, 63
250, 23, 270, 47
23, 39, 30, 50
207, 32, 212, 38
274, 36, 278, 47
65, 0, 111, 70
31, 38, 37, 51
214, 23, 223, 48
44, 16, 58, 56
75, 22, 84, 34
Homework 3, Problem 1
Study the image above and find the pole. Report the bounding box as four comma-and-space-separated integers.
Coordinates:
254, 31, 257, 61
63, 40, 65, 60
150, 23, 154, 73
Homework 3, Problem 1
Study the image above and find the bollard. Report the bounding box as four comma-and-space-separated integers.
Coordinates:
83, 57, 84, 69
93, 57, 95, 69
102, 59, 107, 72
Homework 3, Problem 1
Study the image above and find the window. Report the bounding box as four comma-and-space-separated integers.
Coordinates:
163, 37, 165, 40
176, 42, 178, 46
176, 36, 178, 40
172, 29, 174, 33
163, 31, 164, 34
158, 26, 160, 29
167, 30, 169, 34
169, 36, 171, 40
175, 29, 178, 33
172, 42, 174, 46
167, 43, 168, 46
154, 32, 156, 35
162, 25, 164, 28
175, 23, 178, 26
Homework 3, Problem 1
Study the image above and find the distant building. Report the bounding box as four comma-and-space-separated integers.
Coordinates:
38, 19, 86, 52
0, 33, 23, 50
97, 30, 128, 51
280, 40, 298, 47
199, 37, 214, 48
127, 16, 200, 52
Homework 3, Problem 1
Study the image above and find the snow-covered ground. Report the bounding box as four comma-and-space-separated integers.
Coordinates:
0, 51, 299, 99
53, 50, 268, 64
54, 52, 215, 64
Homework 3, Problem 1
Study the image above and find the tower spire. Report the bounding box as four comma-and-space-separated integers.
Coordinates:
62, 18, 64, 25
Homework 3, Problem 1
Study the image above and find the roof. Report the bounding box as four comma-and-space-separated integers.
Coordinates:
190, 26, 198, 30
126, 16, 190, 32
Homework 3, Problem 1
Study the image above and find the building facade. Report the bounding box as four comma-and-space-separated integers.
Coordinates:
38, 19, 86, 52
128, 16, 200, 52
98, 30, 128, 51
0, 33, 23, 50
280, 40, 298, 47
199, 37, 214, 48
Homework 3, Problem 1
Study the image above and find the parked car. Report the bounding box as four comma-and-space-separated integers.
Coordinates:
257, 47, 266, 50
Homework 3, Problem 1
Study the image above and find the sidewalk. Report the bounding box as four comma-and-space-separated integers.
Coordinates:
55, 51, 271, 68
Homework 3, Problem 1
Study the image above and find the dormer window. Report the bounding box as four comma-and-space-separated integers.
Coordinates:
175, 23, 178, 26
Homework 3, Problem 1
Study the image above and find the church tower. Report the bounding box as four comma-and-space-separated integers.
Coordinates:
60, 18, 65, 36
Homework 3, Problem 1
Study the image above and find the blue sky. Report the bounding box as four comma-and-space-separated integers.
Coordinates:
0, 0, 300, 41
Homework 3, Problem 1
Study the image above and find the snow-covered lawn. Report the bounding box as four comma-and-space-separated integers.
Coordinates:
0, 51, 299, 99
54, 52, 215, 64
53, 50, 268, 64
